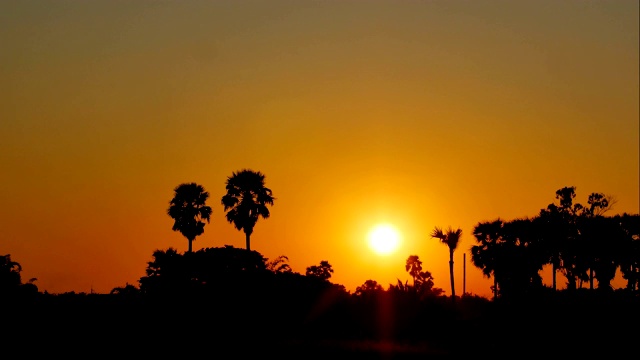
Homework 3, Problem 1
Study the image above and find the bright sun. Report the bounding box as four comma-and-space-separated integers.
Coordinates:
368, 224, 401, 256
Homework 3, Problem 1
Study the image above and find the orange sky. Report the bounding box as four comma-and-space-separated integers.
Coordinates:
1, 1, 638, 298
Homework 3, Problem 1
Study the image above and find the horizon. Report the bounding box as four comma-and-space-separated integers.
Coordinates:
1, 0, 638, 298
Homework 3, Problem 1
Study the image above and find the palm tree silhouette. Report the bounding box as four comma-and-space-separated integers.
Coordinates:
431, 226, 462, 302
221, 169, 275, 251
471, 220, 503, 299
405, 255, 423, 287
167, 183, 213, 253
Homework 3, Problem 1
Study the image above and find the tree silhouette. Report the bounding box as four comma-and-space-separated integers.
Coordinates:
431, 226, 462, 302
110, 283, 140, 295
539, 187, 618, 290
354, 279, 384, 296
549, 186, 585, 290
1, 254, 22, 294
266, 255, 292, 273
577, 215, 629, 291
138, 247, 190, 295
221, 169, 275, 251
397, 256, 442, 298
500, 217, 546, 297
580, 192, 616, 289
471, 219, 503, 299
138, 246, 274, 297
579, 192, 616, 218
472, 218, 548, 299
468, 186, 631, 298
405, 255, 423, 287
305, 260, 333, 280
1, 254, 39, 300
538, 204, 568, 291
388, 278, 412, 293
414, 270, 440, 297
617, 213, 640, 291
167, 183, 212, 253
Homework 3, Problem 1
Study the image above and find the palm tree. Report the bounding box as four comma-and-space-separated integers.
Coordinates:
167, 183, 212, 253
405, 255, 423, 287
471, 220, 503, 299
431, 226, 462, 302
221, 169, 275, 251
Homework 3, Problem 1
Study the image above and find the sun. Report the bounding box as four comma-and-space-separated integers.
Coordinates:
367, 224, 401, 256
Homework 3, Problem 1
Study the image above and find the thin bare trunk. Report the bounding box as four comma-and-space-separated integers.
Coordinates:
449, 249, 455, 303
463, 253, 466, 296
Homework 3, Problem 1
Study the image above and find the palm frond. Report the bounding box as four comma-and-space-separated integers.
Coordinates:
430, 226, 445, 241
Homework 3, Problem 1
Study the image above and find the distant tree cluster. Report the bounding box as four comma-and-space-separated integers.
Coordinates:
471, 186, 640, 299
136, 246, 340, 298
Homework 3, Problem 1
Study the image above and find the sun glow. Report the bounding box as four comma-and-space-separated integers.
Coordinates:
368, 224, 401, 256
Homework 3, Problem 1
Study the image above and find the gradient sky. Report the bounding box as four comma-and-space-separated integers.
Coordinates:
1, 0, 638, 298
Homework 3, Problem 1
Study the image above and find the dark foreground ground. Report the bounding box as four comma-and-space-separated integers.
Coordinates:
5, 290, 639, 359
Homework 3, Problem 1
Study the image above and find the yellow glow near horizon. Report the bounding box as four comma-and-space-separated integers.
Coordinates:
368, 224, 401, 256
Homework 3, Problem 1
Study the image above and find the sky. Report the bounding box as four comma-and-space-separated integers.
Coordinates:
1, 0, 638, 298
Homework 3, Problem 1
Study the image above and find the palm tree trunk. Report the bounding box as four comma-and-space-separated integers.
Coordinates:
188, 238, 193, 253
245, 232, 251, 251
463, 253, 466, 296
449, 249, 455, 302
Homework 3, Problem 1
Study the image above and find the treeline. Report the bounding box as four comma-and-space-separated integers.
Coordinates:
3, 246, 470, 357
4, 246, 639, 358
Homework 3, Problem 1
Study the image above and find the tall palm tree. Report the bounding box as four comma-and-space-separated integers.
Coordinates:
431, 226, 462, 302
167, 183, 212, 253
221, 169, 274, 251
